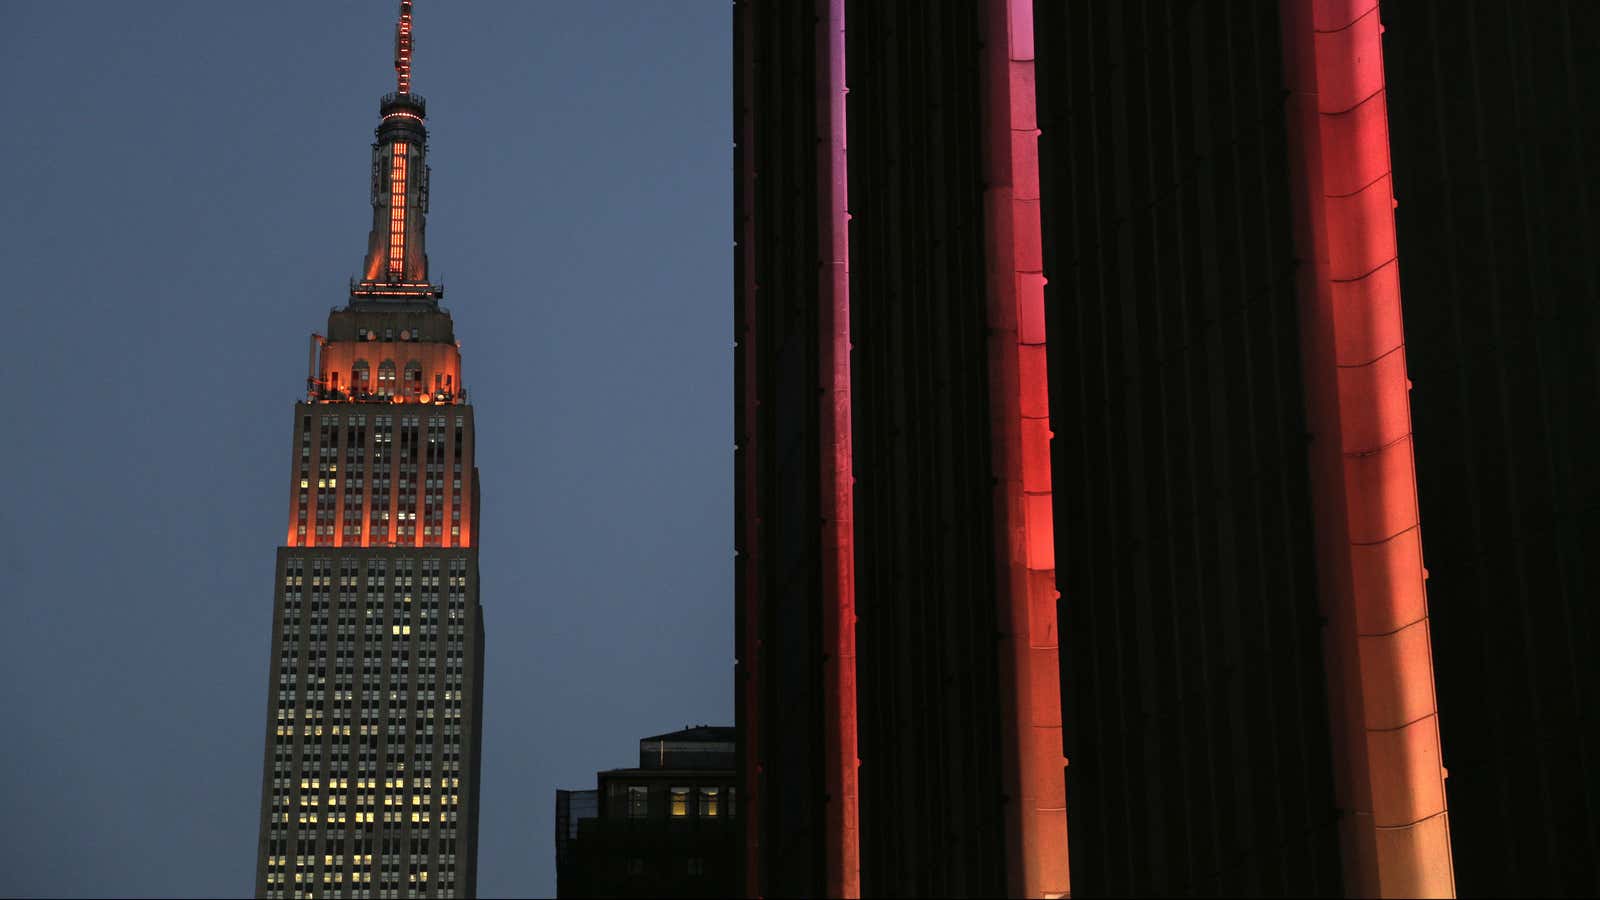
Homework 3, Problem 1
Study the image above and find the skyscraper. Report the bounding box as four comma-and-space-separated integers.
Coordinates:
254, 4, 485, 897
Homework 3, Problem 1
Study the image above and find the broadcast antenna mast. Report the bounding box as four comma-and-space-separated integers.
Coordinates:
394, 0, 415, 93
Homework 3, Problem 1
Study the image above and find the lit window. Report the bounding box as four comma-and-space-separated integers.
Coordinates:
698, 787, 719, 817
670, 787, 690, 817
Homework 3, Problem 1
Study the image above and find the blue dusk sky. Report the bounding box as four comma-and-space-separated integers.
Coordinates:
0, 3, 731, 896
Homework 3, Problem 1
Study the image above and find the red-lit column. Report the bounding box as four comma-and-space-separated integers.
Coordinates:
979, 1, 1070, 896
1280, 2, 1454, 896
816, 0, 859, 895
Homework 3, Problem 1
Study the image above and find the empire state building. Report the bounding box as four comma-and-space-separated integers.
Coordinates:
254, 4, 484, 897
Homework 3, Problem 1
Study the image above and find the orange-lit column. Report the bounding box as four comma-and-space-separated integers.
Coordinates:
361, 403, 372, 544
1280, 2, 1454, 896
286, 405, 306, 547
979, 1, 1069, 896
817, 0, 859, 895
389, 400, 403, 549
333, 408, 347, 549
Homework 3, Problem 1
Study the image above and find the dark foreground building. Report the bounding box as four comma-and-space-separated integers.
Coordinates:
555, 727, 740, 898
736, 0, 1597, 897
254, 4, 485, 897
735, 1, 1064, 896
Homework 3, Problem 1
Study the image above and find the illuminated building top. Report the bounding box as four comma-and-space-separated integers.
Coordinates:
358, 0, 434, 296
290, 0, 476, 554
308, 1, 461, 413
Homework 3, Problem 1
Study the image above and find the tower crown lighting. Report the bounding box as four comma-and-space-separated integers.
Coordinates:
359, 0, 434, 297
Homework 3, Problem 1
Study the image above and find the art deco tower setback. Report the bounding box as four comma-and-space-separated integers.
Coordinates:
255, 4, 485, 897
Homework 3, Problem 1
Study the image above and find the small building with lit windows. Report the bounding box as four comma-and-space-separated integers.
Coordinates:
554, 726, 738, 898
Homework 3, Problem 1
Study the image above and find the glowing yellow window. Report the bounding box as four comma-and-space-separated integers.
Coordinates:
670, 787, 689, 817
699, 787, 720, 817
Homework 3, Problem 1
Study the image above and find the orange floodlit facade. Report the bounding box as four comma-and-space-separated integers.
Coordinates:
292, 327, 474, 552
310, 336, 463, 407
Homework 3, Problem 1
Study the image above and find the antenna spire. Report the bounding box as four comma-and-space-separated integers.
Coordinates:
394, 0, 415, 94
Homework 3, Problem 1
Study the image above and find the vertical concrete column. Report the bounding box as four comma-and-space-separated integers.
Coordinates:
816, 0, 860, 896
1280, 2, 1455, 896
980, 1, 1070, 896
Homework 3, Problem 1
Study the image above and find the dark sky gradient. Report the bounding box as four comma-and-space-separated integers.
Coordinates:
0, 3, 731, 896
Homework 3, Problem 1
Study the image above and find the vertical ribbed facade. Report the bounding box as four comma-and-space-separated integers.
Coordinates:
740, 2, 1597, 897
733, 2, 827, 895
845, 3, 1008, 895
736, 2, 1065, 895
1381, 4, 1600, 895
1033, 2, 1344, 894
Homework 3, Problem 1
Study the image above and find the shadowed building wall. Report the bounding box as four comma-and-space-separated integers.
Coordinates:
1033, 2, 1344, 894
1382, 4, 1600, 895
845, 2, 1008, 895
734, 2, 828, 895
